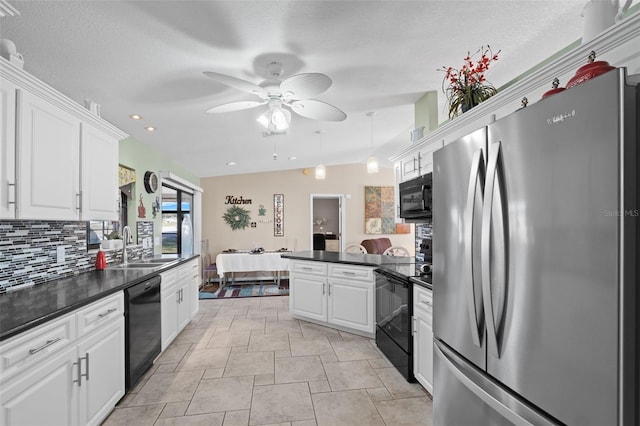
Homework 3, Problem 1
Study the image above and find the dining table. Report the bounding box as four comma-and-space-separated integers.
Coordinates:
215, 251, 291, 287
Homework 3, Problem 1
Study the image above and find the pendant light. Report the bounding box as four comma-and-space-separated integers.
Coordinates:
366, 111, 379, 174
315, 130, 326, 180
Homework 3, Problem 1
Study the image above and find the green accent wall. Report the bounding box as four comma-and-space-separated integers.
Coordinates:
119, 136, 201, 253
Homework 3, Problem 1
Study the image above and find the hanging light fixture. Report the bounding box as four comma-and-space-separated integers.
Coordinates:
315, 130, 326, 180
256, 99, 291, 133
366, 112, 379, 173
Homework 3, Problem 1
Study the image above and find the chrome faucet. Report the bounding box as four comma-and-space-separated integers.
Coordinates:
121, 226, 132, 265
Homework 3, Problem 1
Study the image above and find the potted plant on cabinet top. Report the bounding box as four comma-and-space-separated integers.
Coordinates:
439, 45, 501, 118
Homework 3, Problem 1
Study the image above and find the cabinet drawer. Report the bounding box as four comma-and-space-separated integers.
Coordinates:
291, 261, 327, 276
0, 313, 75, 381
413, 286, 433, 316
161, 268, 178, 293
76, 292, 124, 337
328, 264, 373, 281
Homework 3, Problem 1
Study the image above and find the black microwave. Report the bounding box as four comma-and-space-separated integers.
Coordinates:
399, 173, 432, 222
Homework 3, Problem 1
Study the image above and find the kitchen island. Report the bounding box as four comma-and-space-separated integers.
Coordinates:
281, 250, 409, 338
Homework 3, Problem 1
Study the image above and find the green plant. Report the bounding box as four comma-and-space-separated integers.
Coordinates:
106, 230, 121, 240
439, 46, 500, 118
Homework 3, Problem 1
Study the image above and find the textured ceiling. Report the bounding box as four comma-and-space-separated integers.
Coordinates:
0, 1, 592, 178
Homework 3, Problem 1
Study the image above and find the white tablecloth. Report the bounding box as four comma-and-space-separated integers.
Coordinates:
215, 252, 290, 277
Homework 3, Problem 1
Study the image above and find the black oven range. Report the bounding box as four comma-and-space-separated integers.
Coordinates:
374, 262, 431, 382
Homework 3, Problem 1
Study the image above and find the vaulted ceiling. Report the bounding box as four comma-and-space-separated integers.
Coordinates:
1, 1, 592, 177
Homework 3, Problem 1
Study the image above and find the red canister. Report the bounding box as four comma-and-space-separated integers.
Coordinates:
95, 246, 107, 270
566, 51, 615, 89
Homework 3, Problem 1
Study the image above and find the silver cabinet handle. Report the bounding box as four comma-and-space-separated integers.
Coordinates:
74, 353, 89, 386
73, 358, 82, 386
7, 182, 16, 206
301, 266, 313, 271
421, 300, 432, 307
76, 192, 82, 211
341, 271, 355, 276
465, 148, 485, 348
28, 337, 61, 355
98, 308, 117, 318
412, 316, 416, 336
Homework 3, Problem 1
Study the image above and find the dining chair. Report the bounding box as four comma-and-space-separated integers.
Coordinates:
383, 246, 411, 257
345, 244, 368, 254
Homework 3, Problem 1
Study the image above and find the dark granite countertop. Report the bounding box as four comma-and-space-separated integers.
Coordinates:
0, 255, 199, 341
281, 250, 411, 267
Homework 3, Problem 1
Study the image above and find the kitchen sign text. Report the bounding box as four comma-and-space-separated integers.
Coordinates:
225, 195, 252, 205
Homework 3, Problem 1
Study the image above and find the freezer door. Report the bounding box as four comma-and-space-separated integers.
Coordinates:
433, 127, 487, 368
434, 341, 558, 426
484, 69, 627, 425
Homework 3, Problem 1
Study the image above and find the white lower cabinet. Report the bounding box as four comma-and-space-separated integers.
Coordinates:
0, 292, 124, 426
161, 259, 199, 351
413, 285, 433, 394
290, 260, 375, 336
161, 268, 179, 351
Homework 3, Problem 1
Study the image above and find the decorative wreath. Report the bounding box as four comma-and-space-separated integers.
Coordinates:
223, 206, 251, 230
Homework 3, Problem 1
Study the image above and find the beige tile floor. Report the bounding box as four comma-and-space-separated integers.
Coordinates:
103, 296, 433, 426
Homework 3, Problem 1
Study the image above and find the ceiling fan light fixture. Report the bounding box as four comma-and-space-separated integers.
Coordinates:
257, 102, 291, 132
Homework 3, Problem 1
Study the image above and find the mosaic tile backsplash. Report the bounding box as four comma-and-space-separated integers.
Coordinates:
0, 220, 145, 293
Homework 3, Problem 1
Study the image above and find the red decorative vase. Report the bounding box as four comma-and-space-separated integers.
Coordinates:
566, 51, 615, 89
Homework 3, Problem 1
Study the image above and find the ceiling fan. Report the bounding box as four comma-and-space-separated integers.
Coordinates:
204, 62, 347, 133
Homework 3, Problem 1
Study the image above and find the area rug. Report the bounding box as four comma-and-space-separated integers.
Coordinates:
199, 280, 289, 299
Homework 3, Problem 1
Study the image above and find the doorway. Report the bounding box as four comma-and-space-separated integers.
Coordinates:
310, 194, 346, 252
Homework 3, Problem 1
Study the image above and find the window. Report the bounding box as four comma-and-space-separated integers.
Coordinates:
87, 221, 118, 250
161, 185, 193, 254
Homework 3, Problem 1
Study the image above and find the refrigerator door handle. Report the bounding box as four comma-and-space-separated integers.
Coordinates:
481, 141, 508, 358
435, 342, 557, 426
465, 148, 485, 347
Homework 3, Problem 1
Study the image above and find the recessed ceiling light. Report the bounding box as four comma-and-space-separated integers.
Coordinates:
144, 126, 155, 132
226, 161, 236, 166
288, 156, 297, 160
129, 114, 142, 120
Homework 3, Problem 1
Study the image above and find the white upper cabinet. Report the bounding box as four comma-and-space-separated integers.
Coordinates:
0, 77, 17, 219
0, 58, 127, 222
80, 123, 119, 221
18, 89, 81, 220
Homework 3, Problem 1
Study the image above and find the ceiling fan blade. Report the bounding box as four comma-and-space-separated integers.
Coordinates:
290, 99, 347, 121
206, 100, 266, 113
281, 73, 332, 100
203, 71, 268, 99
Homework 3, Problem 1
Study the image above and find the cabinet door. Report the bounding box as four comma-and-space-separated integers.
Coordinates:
80, 123, 119, 221
0, 78, 16, 219
418, 140, 444, 175
18, 90, 80, 220
161, 287, 178, 351
327, 277, 374, 334
77, 319, 125, 426
177, 280, 191, 333
414, 312, 433, 394
290, 273, 327, 322
0, 345, 78, 426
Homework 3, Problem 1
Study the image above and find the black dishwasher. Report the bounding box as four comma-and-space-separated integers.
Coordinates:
124, 275, 161, 389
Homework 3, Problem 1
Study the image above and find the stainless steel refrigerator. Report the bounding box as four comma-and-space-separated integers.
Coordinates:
432, 68, 638, 425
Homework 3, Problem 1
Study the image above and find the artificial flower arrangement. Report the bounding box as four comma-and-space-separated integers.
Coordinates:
439, 46, 501, 118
